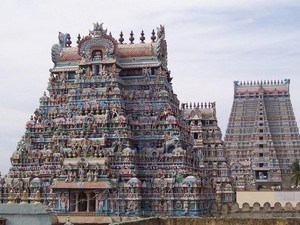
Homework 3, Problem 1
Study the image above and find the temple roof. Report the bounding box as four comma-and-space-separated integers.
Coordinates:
183, 102, 216, 119
234, 80, 290, 95
116, 43, 155, 57
51, 22, 166, 70
54, 43, 160, 69
52, 180, 115, 189
56, 44, 156, 62
58, 47, 81, 62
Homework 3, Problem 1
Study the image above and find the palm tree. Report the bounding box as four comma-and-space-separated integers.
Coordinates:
290, 160, 300, 188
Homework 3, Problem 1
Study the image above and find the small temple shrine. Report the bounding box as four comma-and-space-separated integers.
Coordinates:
182, 102, 234, 203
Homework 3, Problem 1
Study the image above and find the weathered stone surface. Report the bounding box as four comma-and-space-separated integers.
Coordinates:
231, 202, 239, 213
209, 202, 300, 219
241, 203, 251, 212
221, 204, 229, 215
263, 202, 271, 212
274, 202, 282, 211
253, 202, 261, 212
210, 202, 219, 212
296, 202, 300, 211
57, 215, 113, 225
285, 202, 293, 211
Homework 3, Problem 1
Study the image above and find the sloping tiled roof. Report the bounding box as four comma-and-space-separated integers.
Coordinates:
59, 47, 81, 62
57, 43, 156, 64
116, 43, 155, 58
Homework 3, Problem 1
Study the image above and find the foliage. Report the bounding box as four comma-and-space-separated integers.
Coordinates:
290, 160, 300, 187
175, 173, 183, 183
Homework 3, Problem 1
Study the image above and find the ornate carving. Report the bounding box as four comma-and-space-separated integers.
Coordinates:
89, 22, 107, 37
78, 23, 117, 62
154, 25, 168, 69
51, 44, 61, 65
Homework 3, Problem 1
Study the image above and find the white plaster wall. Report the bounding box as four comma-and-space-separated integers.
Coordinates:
237, 191, 300, 207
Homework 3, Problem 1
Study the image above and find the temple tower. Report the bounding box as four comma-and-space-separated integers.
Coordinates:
3, 23, 213, 216
225, 80, 300, 190
183, 102, 234, 203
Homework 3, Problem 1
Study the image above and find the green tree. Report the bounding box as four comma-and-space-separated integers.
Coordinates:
175, 173, 183, 183
290, 160, 300, 188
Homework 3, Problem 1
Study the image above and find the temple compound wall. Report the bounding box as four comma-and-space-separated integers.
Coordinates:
111, 217, 300, 225
236, 191, 300, 207
210, 201, 300, 219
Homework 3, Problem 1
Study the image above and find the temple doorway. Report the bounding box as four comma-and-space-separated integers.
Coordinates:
78, 192, 87, 212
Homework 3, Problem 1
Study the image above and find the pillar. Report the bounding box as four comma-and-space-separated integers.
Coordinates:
86, 192, 91, 213
75, 192, 79, 212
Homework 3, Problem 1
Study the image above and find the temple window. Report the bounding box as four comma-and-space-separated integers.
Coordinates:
92, 50, 103, 61
194, 133, 198, 140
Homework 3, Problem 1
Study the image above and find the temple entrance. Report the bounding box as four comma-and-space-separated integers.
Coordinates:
71, 191, 96, 212
90, 193, 96, 212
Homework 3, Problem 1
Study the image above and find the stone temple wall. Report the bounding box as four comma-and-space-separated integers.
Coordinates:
210, 201, 300, 218
0, 204, 57, 225
236, 191, 300, 207
109, 200, 300, 225
111, 217, 300, 225
1, 203, 300, 225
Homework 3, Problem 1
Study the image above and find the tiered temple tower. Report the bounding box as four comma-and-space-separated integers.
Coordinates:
1, 23, 215, 216
225, 80, 300, 190
182, 102, 234, 203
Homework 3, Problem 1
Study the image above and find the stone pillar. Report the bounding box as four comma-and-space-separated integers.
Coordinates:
75, 192, 79, 212
86, 192, 91, 213
92, 65, 97, 75
95, 192, 99, 211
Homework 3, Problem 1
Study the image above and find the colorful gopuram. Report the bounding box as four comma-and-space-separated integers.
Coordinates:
1, 23, 216, 216
182, 102, 234, 203
6, 22, 300, 219
225, 80, 300, 190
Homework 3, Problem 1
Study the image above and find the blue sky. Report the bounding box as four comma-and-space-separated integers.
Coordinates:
1, 0, 300, 173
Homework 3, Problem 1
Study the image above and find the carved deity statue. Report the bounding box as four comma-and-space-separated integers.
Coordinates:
79, 166, 85, 181
87, 170, 93, 182
94, 169, 98, 182
21, 190, 28, 204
